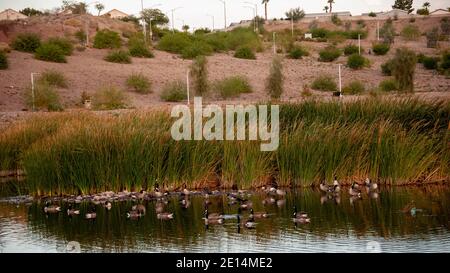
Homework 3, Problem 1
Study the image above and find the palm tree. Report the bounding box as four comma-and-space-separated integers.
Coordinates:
423, 2, 431, 11
95, 3, 104, 16
323, 6, 329, 13
262, 0, 269, 20
328, 0, 335, 13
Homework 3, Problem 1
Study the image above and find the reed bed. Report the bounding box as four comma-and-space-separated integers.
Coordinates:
0, 98, 448, 195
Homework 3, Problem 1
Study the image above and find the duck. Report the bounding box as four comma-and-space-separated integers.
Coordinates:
44, 202, 61, 214
85, 208, 97, 219
180, 197, 190, 209
204, 209, 224, 220
181, 183, 190, 196
237, 214, 256, 229
249, 208, 269, 219
66, 204, 80, 216
153, 184, 166, 199
330, 176, 341, 194
349, 182, 362, 198
132, 204, 146, 215
365, 178, 378, 191
319, 181, 330, 193
155, 201, 165, 213
292, 206, 311, 224
136, 190, 147, 199
293, 205, 309, 219
401, 200, 416, 214
157, 212, 174, 220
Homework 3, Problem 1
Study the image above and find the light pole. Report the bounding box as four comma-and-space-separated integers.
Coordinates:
243, 6, 256, 33
30, 72, 40, 111
141, 0, 146, 44
146, 3, 162, 42
170, 7, 183, 33
244, 2, 258, 33
206, 14, 215, 32
177, 19, 185, 31
218, 0, 227, 29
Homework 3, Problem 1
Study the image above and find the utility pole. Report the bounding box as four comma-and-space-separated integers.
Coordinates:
207, 14, 215, 31
219, 0, 227, 29
170, 7, 182, 33
243, 5, 256, 33
141, 0, 147, 44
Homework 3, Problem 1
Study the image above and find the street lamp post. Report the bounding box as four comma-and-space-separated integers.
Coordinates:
244, 2, 258, 33
207, 14, 215, 32
170, 7, 183, 33
218, 0, 227, 29
141, 0, 146, 44
243, 6, 256, 33
147, 4, 162, 42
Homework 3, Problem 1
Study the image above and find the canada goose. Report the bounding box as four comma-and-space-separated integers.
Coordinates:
365, 178, 378, 191
276, 188, 286, 196
349, 182, 362, 197
293, 205, 308, 219
180, 197, 190, 209
132, 204, 146, 215
331, 177, 341, 193
237, 214, 256, 229
401, 201, 416, 214
319, 181, 330, 193
204, 209, 224, 220
239, 200, 253, 210
85, 208, 97, 219
44, 202, 61, 213
136, 190, 147, 199
66, 204, 80, 216
127, 210, 142, 220
157, 212, 174, 220
103, 201, 112, 210
262, 197, 276, 206
249, 208, 269, 219
155, 201, 165, 213
181, 183, 190, 196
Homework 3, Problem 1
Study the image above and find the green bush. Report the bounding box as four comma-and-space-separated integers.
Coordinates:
319, 46, 341, 62
401, 24, 421, 41
311, 75, 337, 91
214, 76, 252, 98
128, 38, 154, 58
426, 27, 439, 48
24, 82, 63, 111
46, 37, 73, 55
75, 29, 86, 43
93, 86, 127, 110
422, 56, 439, 70
234, 46, 256, 60
373, 43, 390, 55
34, 43, 66, 63
160, 81, 187, 102
379, 79, 398, 92
190, 56, 208, 96
347, 29, 368, 40
391, 48, 417, 92
380, 19, 395, 44
93, 30, 121, 49
440, 52, 450, 71
343, 44, 360, 56
104, 50, 131, 64
11, 33, 41, 52
343, 80, 365, 94
266, 56, 284, 99
331, 14, 342, 26
0, 51, 8, 69
126, 73, 151, 94
417, 53, 426, 63
310, 28, 329, 38
38, 70, 68, 88
157, 32, 192, 53
347, 54, 368, 69
288, 46, 309, 59
381, 60, 394, 76
181, 41, 213, 59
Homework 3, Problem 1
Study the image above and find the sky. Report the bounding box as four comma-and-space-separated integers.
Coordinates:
1, 0, 448, 30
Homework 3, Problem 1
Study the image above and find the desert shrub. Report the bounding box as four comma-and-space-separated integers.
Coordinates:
422, 56, 439, 70
190, 56, 208, 96
417, 53, 426, 63
401, 24, 421, 41
35, 43, 66, 63
266, 56, 284, 99
342, 80, 365, 94
75, 29, 86, 43
347, 29, 368, 40
343, 44, 360, 56
46, 37, 73, 55
319, 46, 341, 62
181, 41, 213, 59
128, 37, 154, 58
368, 12, 377, 17
441, 18, 450, 35
409, 18, 416, 23
76, 45, 86, 51
38, 70, 68, 88
310, 28, 329, 38
372, 43, 390, 55
93, 86, 127, 110
391, 48, 417, 92
104, 50, 131, 64
440, 52, 450, 71
93, 30, 121, 49
426, 27, 439, 48
234, 46, 256, 60
331, 14, 342, 26
357, 20, 366, 28
380, 19, 395, 44
0, 51, 8, 69
381, 59, 394, 76
379, 79, 398, 92
126, 73, 151, 94
347, 54, 368, 69
301, 84, 313, 98
11, 33, 41, 52
311, 75, 337, 91
157, 32, 192, 53
24, 82, 63, 111
160, 81, 187, 102
416, 9, 429, 16
288, 46, 309, 59
214, 76, 252, 98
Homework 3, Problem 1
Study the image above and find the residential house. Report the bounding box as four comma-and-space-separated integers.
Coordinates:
0, 9, 28, 21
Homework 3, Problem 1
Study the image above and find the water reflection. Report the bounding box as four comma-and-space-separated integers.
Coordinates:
0, 185, 449, 253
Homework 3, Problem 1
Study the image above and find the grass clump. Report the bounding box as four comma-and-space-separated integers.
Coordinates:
11, 33, 41, 52
46, 37, 73, 56
160, 81, 187, 102
379, 79, 398, 92
128, 37, 154, 58
38, 70, 68, 88
190, 56, 209, 96
288, 46, 309, 59
439, 52, 450, 72
319, 46, 341, 62
391, 48, 417, 93
422, 56, 439, 70
342, 81, 365, 94
311, 75, 337, 91
0, 51, 8, 69
93, 30, 121, 49
126, 73, 152, 94
266, 57, 284, 99
401, 24, 421, 41
343, 44, 360, 56
104, 50, 131, 64
34, 43, 66, 63
373, 43, 390, 55
93, 86, 127, 110
381, 59, 394, 76
24, 82, 63, 111
181, 41, 213, 59
75, 29, 86, 43
234, 46, 256, 60
347, 54, 369, 69
214, 76, 252, 99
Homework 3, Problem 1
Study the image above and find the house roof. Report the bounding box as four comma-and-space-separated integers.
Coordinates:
104, 9, 129, 16
304, 11, 352, 17
430, 9, 450, 14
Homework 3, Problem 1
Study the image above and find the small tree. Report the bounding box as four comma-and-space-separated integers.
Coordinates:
392, 0, 414, 14
285, 8, 305, 21
95, 3, 104, 16
182, 25, 190, 32
381, 18, 395, 44
19, 8, 43, 16
266, 56, 284, 99
391, 48, 417, 93
323, 6, 329, 13
61, 1, 87, 14
441, 18, 450, 35
190, 56, 208, 96
426, 27, 439, 48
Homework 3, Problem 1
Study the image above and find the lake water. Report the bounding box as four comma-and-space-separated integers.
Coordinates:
0, 183, 449, 253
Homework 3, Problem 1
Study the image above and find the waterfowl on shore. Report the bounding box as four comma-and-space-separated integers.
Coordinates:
181, 183, 190, 196
365, 178, 378, 191
136, 190, 147, 199
237, 214, 256, 229
250, 208, 269, 219
66, 204, 80, 216
44, 202, 61, 214
180, 197, 190, 209
132, 204, 146, 215
349, 182, 362, 198
103, 201, 112, 210
276, 188, 286, 197
157, 212, 174, 220
319, 181, 330, 193
330, 177, 341, 194
85, 208, 97, 219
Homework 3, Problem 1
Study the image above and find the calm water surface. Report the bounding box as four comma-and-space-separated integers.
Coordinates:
0, 183, 449, 253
